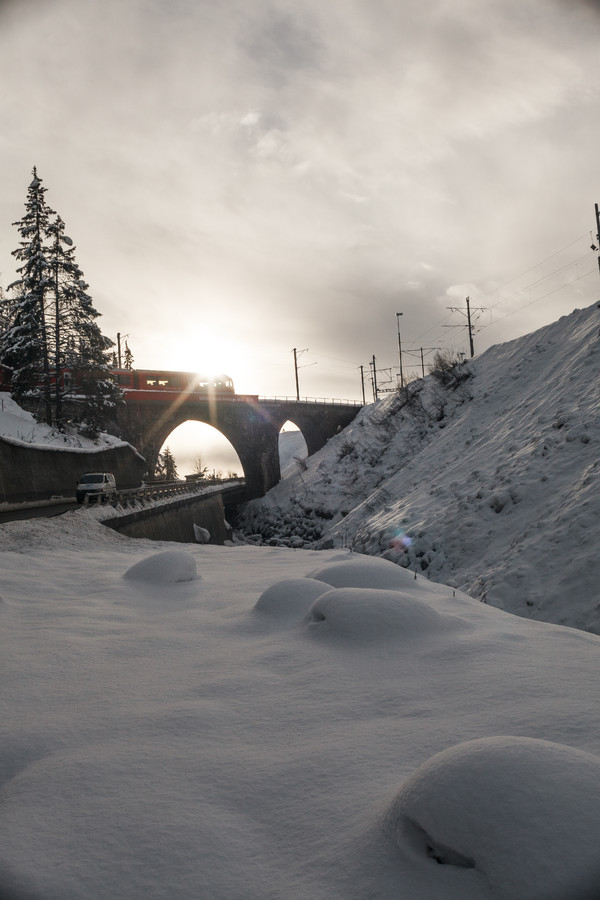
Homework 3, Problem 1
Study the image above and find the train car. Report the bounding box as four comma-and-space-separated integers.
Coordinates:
0, 366, 259, 404
112, 369, 237, 402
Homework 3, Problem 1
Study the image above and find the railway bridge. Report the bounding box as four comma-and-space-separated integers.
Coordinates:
115, 396, 363, 499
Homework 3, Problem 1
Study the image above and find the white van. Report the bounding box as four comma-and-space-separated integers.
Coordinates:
76, 472, 117, 504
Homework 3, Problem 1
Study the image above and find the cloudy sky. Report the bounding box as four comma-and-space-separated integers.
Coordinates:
1, 0, 599, 411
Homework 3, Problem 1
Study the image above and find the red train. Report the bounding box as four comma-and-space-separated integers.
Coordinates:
113, 369, 235, 401
0, 367, 258, 403
113, 369, 259, 404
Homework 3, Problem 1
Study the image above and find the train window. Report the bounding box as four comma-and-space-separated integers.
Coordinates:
116, 373, 132, 386
145, 377, 158, 386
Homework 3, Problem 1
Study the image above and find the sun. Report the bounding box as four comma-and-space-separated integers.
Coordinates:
160, 335, 248, 386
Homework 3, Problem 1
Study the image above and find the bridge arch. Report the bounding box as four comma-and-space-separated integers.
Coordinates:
115, 396, 362, 498
278, 422, 308, 477
159, 421, 242, 478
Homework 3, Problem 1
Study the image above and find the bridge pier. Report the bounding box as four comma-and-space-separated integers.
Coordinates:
115, 397, 362, 498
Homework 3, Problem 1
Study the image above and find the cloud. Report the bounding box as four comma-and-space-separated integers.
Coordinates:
0, 0, 599, 405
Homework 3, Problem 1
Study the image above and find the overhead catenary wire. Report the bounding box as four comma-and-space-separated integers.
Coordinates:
482, 250, 593, 312
480, 231, 590, 300
412, 230, 596, 351
478, 266, 597, 329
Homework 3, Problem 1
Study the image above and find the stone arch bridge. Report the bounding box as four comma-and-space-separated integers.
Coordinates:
115, 396, 363, 499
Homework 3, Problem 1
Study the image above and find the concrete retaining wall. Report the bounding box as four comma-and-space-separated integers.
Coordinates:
0, 438, 146, 503
103, 492, 231, 545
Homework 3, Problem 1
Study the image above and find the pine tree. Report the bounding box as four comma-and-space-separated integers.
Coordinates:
70, 284, 122, 437
123, 340, 134, 370
1, 168, 121, 434
46, 214, 80, 428
1, 167, 54, 423
46, 214, 121, 434
155, 447, 178, 482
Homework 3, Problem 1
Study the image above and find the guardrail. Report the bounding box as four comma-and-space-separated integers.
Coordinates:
258, 396, 363, 406
84, 479, 243, 509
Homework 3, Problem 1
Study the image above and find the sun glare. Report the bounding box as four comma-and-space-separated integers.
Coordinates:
158, 335, 255, 393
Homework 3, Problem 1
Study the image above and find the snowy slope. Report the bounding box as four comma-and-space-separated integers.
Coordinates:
0, 393, 126, 451
278, 428, 307, 478
238, 302, 600, 633
1, 514, 600, 899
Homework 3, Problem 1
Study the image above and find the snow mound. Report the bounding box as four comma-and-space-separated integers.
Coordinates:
254, 577, 331, 621
305, 587, 443, 642
308, 555, 417, 590
193, 524, 210, 543
383, 736, 600, 900
123, 549, 199, 584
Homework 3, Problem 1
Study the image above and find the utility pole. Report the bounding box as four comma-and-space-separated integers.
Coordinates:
292, 348, 309, 401
358, 365, 366, 405
466, 296, 475, 359
371, 354, 378, 401
117, 332, 122, 369
447, 297, 485, 358
595, 203, 600, 276
396, 312, 404, 388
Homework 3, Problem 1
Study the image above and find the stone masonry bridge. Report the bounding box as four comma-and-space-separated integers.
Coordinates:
115, 396, 363, 499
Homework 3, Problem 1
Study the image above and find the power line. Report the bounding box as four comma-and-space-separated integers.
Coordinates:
480, 231, 590, 300
479, 266, 597, 329
483, 250, 593, 313
413, 229, 596, 350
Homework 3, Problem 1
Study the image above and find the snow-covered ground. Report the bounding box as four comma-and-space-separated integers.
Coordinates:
1, 512, 600, 899
239, 302, 600, 634
278, 428, 307, 478
2, 305, 600, 897
0, 393, 126, 452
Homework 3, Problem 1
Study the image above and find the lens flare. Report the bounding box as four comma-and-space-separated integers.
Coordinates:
389, 530, 412, 551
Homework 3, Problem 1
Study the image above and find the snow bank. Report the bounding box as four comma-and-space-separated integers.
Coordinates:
0, 393, 126, 451
384, 736, 600, 900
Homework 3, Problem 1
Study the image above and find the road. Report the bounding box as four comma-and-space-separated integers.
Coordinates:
0, 501, 78, 524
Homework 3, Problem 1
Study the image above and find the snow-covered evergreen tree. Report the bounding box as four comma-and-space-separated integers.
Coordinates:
1, 167, 121, 434
0, 167, 54, 423
46, 214, 121, 433
46, 214, 81, 428
123, 340, 134, 370
155, 447, 179, 482
68, 281, 121, 437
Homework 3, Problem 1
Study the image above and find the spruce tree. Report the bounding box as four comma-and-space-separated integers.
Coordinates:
155, 447, 178, 482
46, 214, 121, 433
1, 167, 121, 434
123, 340, 134, 370
46, 214, 80, 428
1, 167, 54, 423
69, 279, 121, 437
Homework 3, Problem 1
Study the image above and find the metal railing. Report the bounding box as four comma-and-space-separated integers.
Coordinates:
84, 479, 243, 510
257, 396, 363, 406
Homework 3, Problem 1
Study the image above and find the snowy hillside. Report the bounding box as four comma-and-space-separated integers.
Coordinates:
278, 428, 308, 477
238, 302, 600, 633
0, 393, 125, 451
